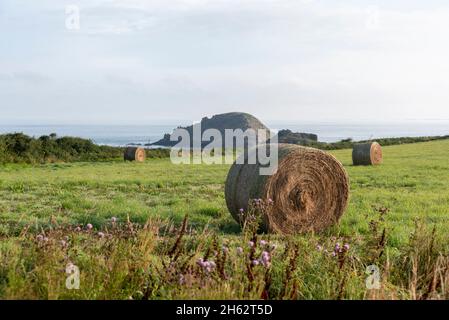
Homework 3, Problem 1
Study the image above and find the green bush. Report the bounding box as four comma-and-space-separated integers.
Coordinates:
0, 133, 169, 164
287, 135, 449, 150
0, 133, 120, 164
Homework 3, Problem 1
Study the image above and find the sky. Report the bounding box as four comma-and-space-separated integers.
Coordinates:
1, 0, 449, 125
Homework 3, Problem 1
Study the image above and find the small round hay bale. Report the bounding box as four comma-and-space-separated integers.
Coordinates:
225, 144, 350, 234
124, 147, 146, 162
352, 142, 382, 166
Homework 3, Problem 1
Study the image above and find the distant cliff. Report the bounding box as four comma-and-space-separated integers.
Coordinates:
276, 129, 318, 145
149, 112, 270, 147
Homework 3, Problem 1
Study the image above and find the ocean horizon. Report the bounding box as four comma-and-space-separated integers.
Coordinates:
1, 120, 448, 147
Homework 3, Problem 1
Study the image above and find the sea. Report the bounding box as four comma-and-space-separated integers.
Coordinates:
1, 120, 448, 147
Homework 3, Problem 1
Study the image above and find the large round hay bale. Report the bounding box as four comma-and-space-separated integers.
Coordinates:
225, 144, 350, 234
124, 147, 146, 162
352, 142, 382, 166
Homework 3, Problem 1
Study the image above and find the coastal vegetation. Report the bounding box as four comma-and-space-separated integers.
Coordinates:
2, 131, 449, 165
0, 133, 169, 164
0, 139, 448, 299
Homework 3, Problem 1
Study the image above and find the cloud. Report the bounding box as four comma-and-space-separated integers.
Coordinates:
2, 0, 449, 123
0, 71, 51, 84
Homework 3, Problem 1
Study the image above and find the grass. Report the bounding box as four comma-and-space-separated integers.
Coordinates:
0, 139, 449, 299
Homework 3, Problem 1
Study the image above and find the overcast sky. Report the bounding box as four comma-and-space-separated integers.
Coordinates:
1, 0, 449, 124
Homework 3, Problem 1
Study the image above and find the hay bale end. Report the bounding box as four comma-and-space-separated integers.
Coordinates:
225, 144, 350, 234
352, 142, 383, 166
124, 147, 146, 162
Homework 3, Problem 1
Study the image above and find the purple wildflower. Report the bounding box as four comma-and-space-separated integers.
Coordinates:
98, 232, 105, 238
343, 243, 350, 251
86, 223, 93, 230
236, 247, 243, 255
248, 241, 255, 248
196, 258, 204, 267
197, 259, 216, 273
335, 243, 341, 252
261, 251, 271, 267
252, 260, 259, 266
260, 240, 267, 246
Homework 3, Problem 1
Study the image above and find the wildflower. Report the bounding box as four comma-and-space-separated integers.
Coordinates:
261, 251, 270, 264
60, 240, 67, 247
236, 247, 243, 255
331, 251, 337, 257
74, 226, 81, 232
196, 258, 204, 267
222, 246, 229, 254
248, 241, 255, 248
197, 259, 216, 273
98, 232, 105, 238
268, 198, 273, 204
335, 243, 341, 252
36, 234, 44, 242
86, 223, 93, 230
111, 217, 117, 223
252, 260, 259, 266
316, 245, 323, 251
260, 240, 267, 246
343, 243, 350, 251
260, 252, 271, 268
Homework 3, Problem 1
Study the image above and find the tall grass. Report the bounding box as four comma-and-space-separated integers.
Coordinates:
1, 208, 448, 300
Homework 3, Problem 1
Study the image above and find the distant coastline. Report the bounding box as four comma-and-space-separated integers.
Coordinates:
1, 120, 449, 147
1, 130, 449, 165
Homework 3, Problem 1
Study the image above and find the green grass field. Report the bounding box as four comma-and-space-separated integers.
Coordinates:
1, 140, 449, 299
1, 139, 448, 245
